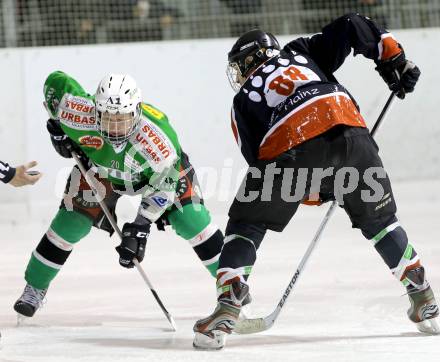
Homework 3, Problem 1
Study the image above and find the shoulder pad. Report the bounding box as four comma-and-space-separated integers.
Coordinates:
131, 117, 178, 172
57, 94, 97, 131
44, 71, 88, 119
140, 103, 167, 122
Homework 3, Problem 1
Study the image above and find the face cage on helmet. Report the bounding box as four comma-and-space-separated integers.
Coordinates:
227, 48, 280, 93
226, 62, 243, 93
97, 104, 141, 147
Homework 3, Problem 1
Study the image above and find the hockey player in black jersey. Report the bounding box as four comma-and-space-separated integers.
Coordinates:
193, 14, 438, 349
0, 160, 41, 187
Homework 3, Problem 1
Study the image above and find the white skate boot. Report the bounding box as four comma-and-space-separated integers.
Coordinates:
14, 283, 47, 323
405, 267, 439, 334
193, 280, 249, 350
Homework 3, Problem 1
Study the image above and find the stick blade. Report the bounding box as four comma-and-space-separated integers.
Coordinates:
234, 317, 269, 334
167, 313, 178, 332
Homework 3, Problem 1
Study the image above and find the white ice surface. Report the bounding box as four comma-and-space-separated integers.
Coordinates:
0, 179, 439, 362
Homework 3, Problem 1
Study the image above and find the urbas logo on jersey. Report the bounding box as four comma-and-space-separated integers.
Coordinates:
60, 110, 96, 125
65, 100, 95, 113
79, 135, 104, 150
58, 94, 96, 130
135, 124, 172, 164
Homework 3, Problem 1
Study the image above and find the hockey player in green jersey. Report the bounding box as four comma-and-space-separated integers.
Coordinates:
14, 71, 225, 318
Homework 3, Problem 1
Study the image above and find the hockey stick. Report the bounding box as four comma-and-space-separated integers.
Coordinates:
235, 92, 396, 334
71, 151, 177, 332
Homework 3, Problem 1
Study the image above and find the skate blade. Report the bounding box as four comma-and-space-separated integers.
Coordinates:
416, 318, 440, 335
193, 331, 227, 350
16, 314, 29, 327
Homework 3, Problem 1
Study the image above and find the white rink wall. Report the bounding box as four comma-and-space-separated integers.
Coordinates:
0, 28, 439, 223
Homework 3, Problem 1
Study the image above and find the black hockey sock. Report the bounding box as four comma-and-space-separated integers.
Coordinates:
362, 217, 420, 283
215, 221, 266, 299
192, 229, 224, 277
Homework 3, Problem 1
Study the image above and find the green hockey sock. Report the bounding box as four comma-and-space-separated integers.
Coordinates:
24, 208, 92, 290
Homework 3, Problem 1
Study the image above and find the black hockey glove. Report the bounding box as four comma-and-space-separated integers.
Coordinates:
375, 51, 421, 99
47, 119, 80, 158
155, 213, 170, 231
116, 222, 151, 268
319, 192, 335, 204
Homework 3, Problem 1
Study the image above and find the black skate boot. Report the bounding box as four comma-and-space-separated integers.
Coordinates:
405, 266, 439, 334
193, 280, 249, 350
14, 284, 47, 319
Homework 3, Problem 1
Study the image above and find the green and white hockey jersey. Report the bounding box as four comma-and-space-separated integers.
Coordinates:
44, 71, 182, 222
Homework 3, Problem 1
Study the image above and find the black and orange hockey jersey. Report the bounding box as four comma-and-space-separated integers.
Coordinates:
230, 13, 401, 164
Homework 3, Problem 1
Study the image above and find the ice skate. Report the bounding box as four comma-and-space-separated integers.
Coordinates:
193, 302, 240, 350
14, 284, 47, 323
193, 280, 248, 350
405, 267, 439, 334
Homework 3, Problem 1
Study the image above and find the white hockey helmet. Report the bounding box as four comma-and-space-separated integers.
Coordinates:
95, 74, 142, 146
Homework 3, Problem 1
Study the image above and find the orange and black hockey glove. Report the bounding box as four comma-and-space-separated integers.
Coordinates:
375, 50, 421, 99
